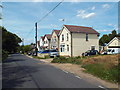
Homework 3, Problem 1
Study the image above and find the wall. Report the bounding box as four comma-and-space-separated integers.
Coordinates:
72, 33, 99, 56
59, 26, 71, 56
50, 32, 59, 49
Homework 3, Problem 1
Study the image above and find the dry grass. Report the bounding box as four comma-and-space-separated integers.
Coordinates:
82, 54, 119, 67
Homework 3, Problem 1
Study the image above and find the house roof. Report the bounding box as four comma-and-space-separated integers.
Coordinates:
44, 34, 51, 40
40, 36, 44, 40
64, 25, 99, 34
116, 36, 120, 40
54, 30, 61, 35
107, 36, 120, 46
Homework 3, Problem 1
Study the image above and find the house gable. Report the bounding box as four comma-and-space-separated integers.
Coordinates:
107, 37, 120, 47
59, 25, 71, 37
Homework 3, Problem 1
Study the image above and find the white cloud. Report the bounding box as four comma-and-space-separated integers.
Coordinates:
84, 13, 95, 18
108, 24, 118, 30
76, 10, 96, 19
102, 4, 110, 8
91, 6, 95, 10
50, 24, 58, 28
59, 19, 65, 21
97, 29, 113, 32
108, 23, 113, 26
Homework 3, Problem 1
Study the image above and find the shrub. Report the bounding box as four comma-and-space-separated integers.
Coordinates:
51, 56, 82, 64
51, 56, 67, 63
2, 50, 8, 60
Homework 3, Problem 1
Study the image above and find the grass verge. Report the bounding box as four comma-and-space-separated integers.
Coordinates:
51, 54, 119, 83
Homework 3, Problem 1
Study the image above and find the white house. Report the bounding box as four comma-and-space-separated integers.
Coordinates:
50, 30, 60, 50
59, 25, 99, 57
43, 34, 51, 50
37, 41, 40, 51
39, 36, 44, 50
106, 36, 120, 54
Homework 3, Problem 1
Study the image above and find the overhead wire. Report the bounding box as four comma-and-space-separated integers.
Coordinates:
37, 0, 64, 23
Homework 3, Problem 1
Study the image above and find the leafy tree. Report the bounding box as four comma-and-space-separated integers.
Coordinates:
2, 26, 22, 53
99, 34, 110, 46
108, 30, 117, 41
19, 45, 32, 54
99, 30, 118, 46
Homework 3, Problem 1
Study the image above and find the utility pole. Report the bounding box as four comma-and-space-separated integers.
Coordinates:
35, 22, 38, 56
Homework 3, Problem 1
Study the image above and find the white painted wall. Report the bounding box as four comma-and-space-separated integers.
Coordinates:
50, 32, 59, 49
106, 37, 120, 54
59, 26, 71, 56
40, 38, 43, 47
72, 33, 99, 56
43, 37, 50, 49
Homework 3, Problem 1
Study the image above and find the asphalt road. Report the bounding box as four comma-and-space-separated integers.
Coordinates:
2, 54, 106, 89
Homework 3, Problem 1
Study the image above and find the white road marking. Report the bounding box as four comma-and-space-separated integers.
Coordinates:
62, 70, 68, 73
75, 76, 82, 79
98, 85, 107, 90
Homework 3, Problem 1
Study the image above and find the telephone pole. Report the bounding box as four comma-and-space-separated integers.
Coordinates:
35, 22, 38, 56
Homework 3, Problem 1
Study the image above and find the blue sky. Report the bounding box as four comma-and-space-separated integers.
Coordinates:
2, 2, 118, 45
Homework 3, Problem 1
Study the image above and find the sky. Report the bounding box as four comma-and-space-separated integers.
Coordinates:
2, 1, 118, 45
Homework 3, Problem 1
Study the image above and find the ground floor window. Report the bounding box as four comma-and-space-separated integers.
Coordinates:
60, 45, 65, 52
91, 46, 95, 50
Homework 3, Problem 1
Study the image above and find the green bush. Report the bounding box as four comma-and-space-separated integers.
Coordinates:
51, 56, 82, 64
2, 50, 8, 60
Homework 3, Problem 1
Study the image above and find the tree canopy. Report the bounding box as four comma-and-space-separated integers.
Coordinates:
99, 30, 119, 46
2, 26, 22, 53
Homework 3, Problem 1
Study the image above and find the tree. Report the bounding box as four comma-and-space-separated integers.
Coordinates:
20, 45, 32, 54
2, 26, 22, 53
108, 30, 117, 41
99, 30, 118, 46
99, 34, 110, 46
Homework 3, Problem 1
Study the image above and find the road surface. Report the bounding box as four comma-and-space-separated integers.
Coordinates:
3, 54, 106, 89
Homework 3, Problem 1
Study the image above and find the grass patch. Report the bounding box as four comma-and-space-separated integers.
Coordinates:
51, 54, 120, 83
82, 63, 119, 83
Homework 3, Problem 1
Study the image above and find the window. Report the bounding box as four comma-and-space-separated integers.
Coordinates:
67, 45, 69, 51
86, 33, 88, 41
67, 33, 69, 41
91, 46, 95, 50
62, 34, 64, 41
60, 45, 65, 52
54, 38, 56, 42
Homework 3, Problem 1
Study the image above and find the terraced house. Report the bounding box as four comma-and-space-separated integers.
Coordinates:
50, 30, 60, 50
59, 25, 99, 57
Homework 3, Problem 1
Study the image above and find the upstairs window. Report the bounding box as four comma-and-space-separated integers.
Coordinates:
62, 34, 64, 41
86, 33, 88, 41
67, 33, 69, 41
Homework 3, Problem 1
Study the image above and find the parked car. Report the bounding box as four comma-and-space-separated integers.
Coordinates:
49, 49, 59, 58
27, 52, 32, 56
82, 50, 99, 56
101, 49, 116, 55
38, 50, 50, 54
